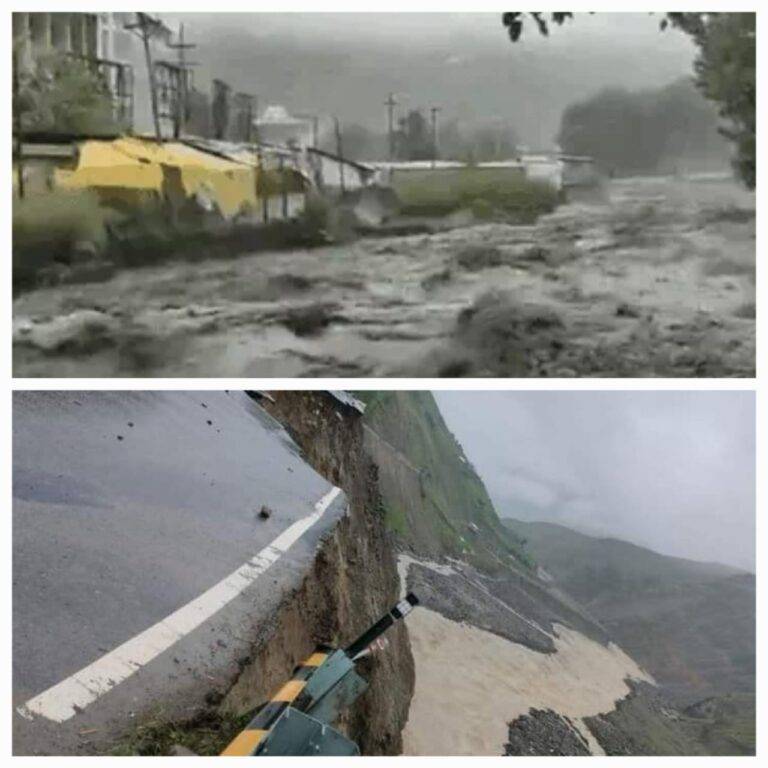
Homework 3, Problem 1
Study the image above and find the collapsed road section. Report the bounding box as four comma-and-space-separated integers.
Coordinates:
12, 391, 413, 756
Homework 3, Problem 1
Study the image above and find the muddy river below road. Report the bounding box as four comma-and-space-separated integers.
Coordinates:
13, 176, 755, 378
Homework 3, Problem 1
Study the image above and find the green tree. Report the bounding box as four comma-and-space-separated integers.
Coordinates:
669, 13, 755, 188
558, 79, 728, 175
502, 12, 756, 188
394, 109, 435, 161
13, 45, 122, 136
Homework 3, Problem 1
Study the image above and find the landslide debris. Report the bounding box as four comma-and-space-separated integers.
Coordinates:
504, 709, 592, 756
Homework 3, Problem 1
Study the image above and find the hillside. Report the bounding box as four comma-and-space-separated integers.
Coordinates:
504, 519, 756, 703
357, 391, 531, 572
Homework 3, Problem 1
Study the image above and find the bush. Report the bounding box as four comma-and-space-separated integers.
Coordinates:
13, 189, 120, 287
392, 167, 559, 222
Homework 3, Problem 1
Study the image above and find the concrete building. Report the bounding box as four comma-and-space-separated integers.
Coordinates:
255, 106, 314, 149
13, 12, 134, 129
13, 12, 188, 139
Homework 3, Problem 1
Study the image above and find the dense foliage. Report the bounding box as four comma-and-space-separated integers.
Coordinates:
503, 12, 756, 188
13, 47, 122, 136
557, 78, 729, 175
670, 13, 756, 188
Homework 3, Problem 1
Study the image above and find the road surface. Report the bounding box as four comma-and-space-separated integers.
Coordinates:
13, 175, 755, 377
12, 391, 346, 755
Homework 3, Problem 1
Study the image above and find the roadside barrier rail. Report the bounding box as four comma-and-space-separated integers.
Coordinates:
221, 593, 419, 756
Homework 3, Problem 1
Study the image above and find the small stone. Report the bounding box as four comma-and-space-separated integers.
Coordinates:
169, 744, 197, 757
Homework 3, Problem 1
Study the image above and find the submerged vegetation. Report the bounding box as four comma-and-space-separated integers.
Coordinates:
392, 168, 560, 223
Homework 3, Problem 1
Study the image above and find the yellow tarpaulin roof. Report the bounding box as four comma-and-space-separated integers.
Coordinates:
114, 137, 247, 174
55, 137, 261, 219
114, 137, 258, 217
55, 140, 163, 191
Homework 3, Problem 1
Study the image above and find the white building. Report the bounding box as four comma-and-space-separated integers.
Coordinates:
255, 106, 314, 149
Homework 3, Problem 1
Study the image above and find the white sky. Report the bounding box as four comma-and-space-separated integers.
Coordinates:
435, 391, 755, 572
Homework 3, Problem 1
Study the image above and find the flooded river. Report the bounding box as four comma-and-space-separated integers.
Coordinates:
13, 176, 755, 378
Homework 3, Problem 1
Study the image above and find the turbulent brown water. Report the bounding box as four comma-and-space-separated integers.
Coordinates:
14, 176, 755, 377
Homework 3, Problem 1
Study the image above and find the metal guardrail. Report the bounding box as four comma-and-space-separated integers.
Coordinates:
221, 593, 419, 757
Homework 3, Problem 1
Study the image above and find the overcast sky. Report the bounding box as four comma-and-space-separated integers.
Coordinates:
165, 12, 697, 146
435, 391, 755, 572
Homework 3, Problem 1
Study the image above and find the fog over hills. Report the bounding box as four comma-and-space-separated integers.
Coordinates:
505, 518, 756, 704
166, 12, 697, 147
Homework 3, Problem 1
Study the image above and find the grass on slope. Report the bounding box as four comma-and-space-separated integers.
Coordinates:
358, 391, 533, 572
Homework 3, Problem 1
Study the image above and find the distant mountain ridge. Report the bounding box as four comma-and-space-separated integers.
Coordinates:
170, 15, 696, 148
504, 517, 755, 703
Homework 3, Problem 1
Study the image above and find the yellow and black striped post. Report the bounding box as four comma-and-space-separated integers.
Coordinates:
221, 650, 329, 756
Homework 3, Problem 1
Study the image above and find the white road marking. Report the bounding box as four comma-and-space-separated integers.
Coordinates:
17, 486, 342, 724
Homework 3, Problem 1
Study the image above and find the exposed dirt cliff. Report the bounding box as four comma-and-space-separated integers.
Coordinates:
257, 390, 415, 754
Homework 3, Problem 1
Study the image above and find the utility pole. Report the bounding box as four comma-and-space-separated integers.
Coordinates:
12, 48, 25, 199
125, 13, 162, 141
245, 95, 254, 143
384, 92, 397, 161
334, 116, 345, 194
167, 22, 196, 138
236, 93, 256, 143
311, 115, 319, 149
295, 113, 319, 149
430, 106, 441, 169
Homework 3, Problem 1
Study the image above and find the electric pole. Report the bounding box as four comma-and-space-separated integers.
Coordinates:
334, 116, 345, 193
295, 113, 319, 149
167, 22, 196, 138
13, 48, 25, 199
125, 13, 162, 141
430, 106, 441, 169
385, 92, 397, 161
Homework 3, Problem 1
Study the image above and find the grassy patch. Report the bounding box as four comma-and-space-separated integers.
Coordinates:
13, 189, 120, 287
359, 391, 535, 572
111, 707, 254, 756
392, 168, 559, 222
382, 498, 410, 538
13, 188, 334, 293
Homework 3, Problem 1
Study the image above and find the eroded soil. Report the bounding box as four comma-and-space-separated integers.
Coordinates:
14, 176, 755, 377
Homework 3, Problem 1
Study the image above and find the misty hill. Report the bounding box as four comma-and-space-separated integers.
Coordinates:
170, 13, 696, 149
504, 518, 755, 703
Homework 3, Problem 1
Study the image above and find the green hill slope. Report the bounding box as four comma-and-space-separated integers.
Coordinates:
357, 391, 532, 573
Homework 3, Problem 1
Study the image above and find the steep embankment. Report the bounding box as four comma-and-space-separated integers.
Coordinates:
253, 391, 415, 755
355, 391, 663, 755
349, 391, 754, 756
89, 391, 414, 756
357, 391, 531, 572
504, 519, 756, 702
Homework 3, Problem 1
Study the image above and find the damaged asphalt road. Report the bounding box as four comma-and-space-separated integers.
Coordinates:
12, 391, 347, 756
13, 176, 755, 377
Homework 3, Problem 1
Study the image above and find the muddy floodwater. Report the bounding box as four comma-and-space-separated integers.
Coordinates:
13, 176, 755, 377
